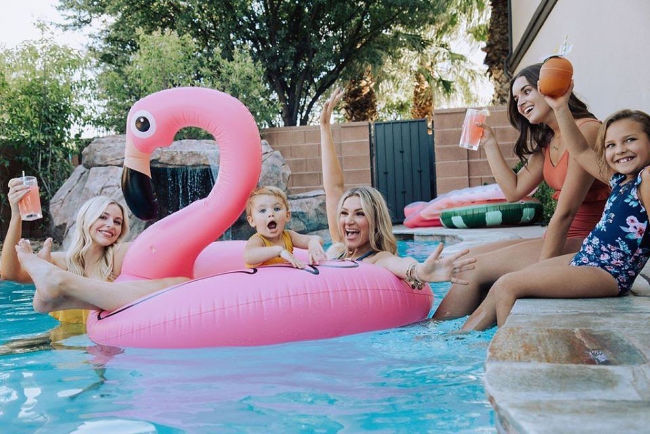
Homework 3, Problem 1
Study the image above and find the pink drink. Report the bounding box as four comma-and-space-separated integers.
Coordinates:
18, 176, 42, 221
459, 109, 489, 151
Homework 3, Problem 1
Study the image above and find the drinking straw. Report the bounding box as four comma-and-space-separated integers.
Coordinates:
22, 171, 26, 184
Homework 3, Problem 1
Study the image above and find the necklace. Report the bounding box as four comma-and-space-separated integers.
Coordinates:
551, 138, 561, 151
345, 248, 358, 259
551, 132, 561, 151
345, 247, 370, 260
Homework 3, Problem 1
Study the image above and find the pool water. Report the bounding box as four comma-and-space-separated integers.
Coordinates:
0, 241, 495, 433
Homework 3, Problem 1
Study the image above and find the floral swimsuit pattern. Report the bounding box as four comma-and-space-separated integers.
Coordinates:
570, 170, 650, 293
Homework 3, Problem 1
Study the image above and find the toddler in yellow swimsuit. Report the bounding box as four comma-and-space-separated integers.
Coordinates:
244, 186, 327, 268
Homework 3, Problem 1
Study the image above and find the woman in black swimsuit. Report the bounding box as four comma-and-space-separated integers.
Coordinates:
319, 88, 475, 287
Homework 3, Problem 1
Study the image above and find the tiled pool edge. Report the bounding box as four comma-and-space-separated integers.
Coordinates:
392, 225, 528, 252
393, 224, 650, 433
484, 297, 650, 434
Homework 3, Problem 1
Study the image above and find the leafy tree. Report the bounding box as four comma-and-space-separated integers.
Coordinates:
0, 38, 92, 233
58, 0, 460, 126
95, 29, 279, 132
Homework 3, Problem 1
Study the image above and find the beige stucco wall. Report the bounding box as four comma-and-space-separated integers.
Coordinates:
512, 0, 650, 119
510, 0, 542, 49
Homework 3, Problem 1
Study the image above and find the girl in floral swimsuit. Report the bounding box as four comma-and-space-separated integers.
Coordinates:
462, 89, 650, 330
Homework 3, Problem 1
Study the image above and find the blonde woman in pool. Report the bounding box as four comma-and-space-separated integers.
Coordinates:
1, 192, 128, 352
2, 188, 186, 315
1, 190, 131, 322
319, 88, 476, 286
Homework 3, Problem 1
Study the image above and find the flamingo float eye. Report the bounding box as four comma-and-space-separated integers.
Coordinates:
130, 110, 156, 139
135, 116, 150, 132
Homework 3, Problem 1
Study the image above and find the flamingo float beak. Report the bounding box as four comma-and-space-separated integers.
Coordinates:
122, 133, 160, 221
121, 166, 158, 221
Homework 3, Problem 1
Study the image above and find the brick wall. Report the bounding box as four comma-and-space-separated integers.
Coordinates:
433, 106, 519, 195
261, 106, 520, 198
261, 122, 371, 195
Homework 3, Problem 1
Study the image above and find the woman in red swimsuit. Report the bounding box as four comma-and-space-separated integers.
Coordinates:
433, 62, 609, 321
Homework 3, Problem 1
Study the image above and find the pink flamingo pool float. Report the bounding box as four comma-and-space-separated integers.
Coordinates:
86, 87, 433, 348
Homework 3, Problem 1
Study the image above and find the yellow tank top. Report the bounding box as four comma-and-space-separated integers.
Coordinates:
48, 255, 116, 326
49, 262, 92, 325
49, 309, 89, 324
245, 231, 294, 267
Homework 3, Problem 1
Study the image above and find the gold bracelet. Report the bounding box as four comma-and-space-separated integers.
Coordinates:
405, 262, 424, 290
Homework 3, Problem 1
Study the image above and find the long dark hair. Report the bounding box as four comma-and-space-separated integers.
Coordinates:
507, 63, 596, 165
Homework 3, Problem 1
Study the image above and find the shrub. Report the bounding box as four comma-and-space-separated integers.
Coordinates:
95, 29, 279, 134
0, 39, 92, 235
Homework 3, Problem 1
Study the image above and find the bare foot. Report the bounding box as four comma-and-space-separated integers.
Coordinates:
15, 239, 66, 312
37, 237, 53, 263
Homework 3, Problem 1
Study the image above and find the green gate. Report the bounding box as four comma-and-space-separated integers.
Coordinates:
372, 120, 435, 223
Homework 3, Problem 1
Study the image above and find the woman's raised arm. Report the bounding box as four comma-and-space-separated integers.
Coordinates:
1, 178, 33, 282
319, 88, 345, 243
545, 83, 610, 183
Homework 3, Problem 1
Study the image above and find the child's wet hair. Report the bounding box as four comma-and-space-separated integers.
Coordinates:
595, 109, 650, 165
246, 186, 290, 218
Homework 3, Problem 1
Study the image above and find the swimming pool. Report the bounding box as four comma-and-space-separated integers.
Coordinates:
0, 241, 495, 432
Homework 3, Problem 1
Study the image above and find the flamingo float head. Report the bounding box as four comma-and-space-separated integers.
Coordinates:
122, 94, 176, 220
119, 87, 262, 279
121, 87, 261, 221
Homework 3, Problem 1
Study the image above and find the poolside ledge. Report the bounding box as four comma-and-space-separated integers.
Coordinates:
393, 224, 650, 433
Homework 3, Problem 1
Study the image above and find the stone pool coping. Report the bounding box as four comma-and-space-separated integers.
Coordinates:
393, 224, 650, 434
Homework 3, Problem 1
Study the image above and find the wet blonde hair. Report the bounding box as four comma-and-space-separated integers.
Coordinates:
333, 186, 397, 256
65, 196, 129, 281
595, 109, 650, 172
245, 186, 290, 218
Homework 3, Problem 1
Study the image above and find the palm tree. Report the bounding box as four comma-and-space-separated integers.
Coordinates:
342, 1, 491, 123
342, 67, 378, 122
411, 70, 434, 120
411, 69, 434, 133
483, 0, 510, 104
375, 1, 491, 121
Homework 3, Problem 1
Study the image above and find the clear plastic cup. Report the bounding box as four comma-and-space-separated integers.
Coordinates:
18, 176, 43, 221
459, 108, 490, 151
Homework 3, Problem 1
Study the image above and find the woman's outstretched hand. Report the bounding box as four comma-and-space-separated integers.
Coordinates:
320, 87, 344, 126
416, 244, 476, 285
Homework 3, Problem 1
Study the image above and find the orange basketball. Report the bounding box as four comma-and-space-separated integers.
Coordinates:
539, 56, 573, 97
